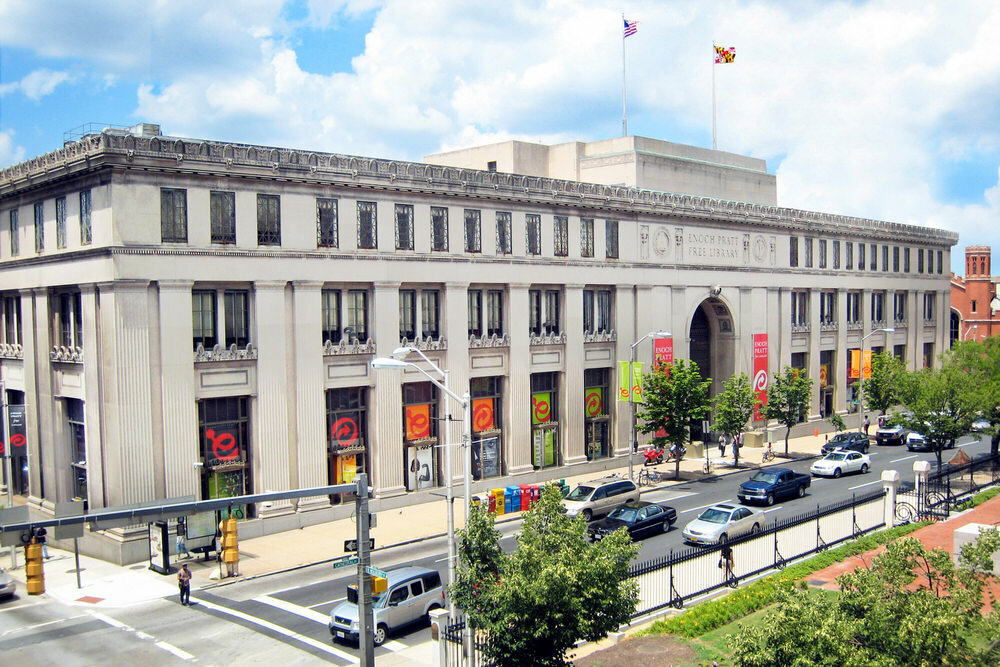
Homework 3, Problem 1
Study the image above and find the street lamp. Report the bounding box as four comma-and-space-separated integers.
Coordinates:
370, 347, 471, 616
963, 324, 978, 341
858, 327, 894, 433
629, 331, 672, 481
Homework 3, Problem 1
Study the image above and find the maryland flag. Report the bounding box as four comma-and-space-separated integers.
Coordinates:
714, 45, 736, 64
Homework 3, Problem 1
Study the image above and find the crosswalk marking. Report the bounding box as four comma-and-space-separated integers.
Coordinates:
255, 595, 330, 624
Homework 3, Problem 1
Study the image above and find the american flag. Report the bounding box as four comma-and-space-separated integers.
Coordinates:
714, 45, 736, 64
623, 18, 638, 38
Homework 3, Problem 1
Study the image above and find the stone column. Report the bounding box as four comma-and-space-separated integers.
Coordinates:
835, 288, 849, 413
290, 281, 327, 509
442, 281, 470, 490
881, 469, 900, 527
371, 282, 405, 496
253, 281, 292, 511
506, 283, 532, 474
563, 284, 585, 465
808, 289, 821, 419
21, 289, 48, 504
81, 285, 107, 508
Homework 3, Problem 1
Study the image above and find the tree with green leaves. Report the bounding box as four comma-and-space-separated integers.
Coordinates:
828, 412, 847, 433
864, 351, 906, 416
949, 337, 1000, 456
711, 372, 759, 467
636, 358, 712, 477
730, 530, 1000, 666
760, 366, 814, 456
451, 485, 638, 667
896, 346, 987, 468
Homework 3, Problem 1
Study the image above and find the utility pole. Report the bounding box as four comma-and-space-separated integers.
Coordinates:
356, 473, 374, 667
1, 379, 14, 569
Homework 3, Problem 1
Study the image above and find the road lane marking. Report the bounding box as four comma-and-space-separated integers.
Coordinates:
89, 611, 195, 661
680, 500, 735, 514
891, 455, 917, 463
155, 641, 195, 660
256, 594, 330, 624
849, 480, 882, 490
310, 597, 346, 611
193, 598, 359, 663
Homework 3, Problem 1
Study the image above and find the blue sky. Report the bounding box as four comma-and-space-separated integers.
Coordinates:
3, 0, 1000, 275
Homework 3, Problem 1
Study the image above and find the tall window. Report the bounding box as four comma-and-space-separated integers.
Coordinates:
79, 190, 92, 245
858, 243, 865, 271
846, 291, 861, 324
870, 243, 877, 271
584, 368, 610, 460
431, 206, 448, 251
34, 201, 44, 252
224, 291, 249, 347
903, 247, 910, 273
845, 241, 853, 270
326, 387, 367, 503
543, 290, 560, 334
495, 211, 511, 255
923, 292, 936, 321
469, 289, 504, 338
55, 197, 67, 249
871, 291, 886, 325
400, 290, 416, 339
8, 210, 17, 256
605, 219, 619, 259
791, 291, 809, 328
357, 201, 377, 249
818, 239, 827, 269
553, 215, 568, 257
57, 291, 83, 348
583, 289, 613, 334
529, 290, 542, 335
317, 198, 339, 248
3, 295, 22, 345
211, 191, 236, 244
346, 289, 368, 341
918, 248, 924, 273
464, 209, 481, 253
526, 214, 541, 255
819, 291, 836, 325
470, 376, 503, 480
486, 289, 503, 337
881, 245, 889, 272
256, 194, 281, 245
581, 218, 594, 257
468, 290, 483, 337
67, 398, 87, 500
198, 396, 251, 502
893, 292, 908, 325
192, 290, 217, 349
161, 188, 188, 242
395, 204, 414, 250
420, 291, 439, 339
789, 236, 799, 267
804, 238, 813, 268
530, 372, 560, 468
321, 289, 342, 343
927, 250, 934, 274
832, 240, 840, 269
892, 246, 900, 272
937, 250, 943, 274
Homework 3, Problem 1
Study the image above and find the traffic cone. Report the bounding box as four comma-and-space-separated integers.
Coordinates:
814, 427, 819, 437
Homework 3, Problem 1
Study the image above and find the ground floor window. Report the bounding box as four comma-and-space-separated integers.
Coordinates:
584, 368, 611, 460
198, 396, 253, 518
326, 387, 367, 504
531, 372, 560, 469
819, 350, 835, 418
3, 390, 28, 495
403, 382, 440, 491
471, 376, 503, 480
66, 398, 87, 503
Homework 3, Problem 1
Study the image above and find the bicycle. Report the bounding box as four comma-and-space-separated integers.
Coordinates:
702, 458, 713, 474
761, 443, 775, 463
636, 468, 660, 487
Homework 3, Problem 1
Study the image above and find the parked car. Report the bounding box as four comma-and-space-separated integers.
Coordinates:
811, 450, 872, 477
0, 568, 15, 600
821, 431, 870, 454
906, 431, 955, 452
971, 418, 990, 433
586, 501, 677, 542
562, 476, 639, 521
875, 414, 909, 446
329, 566, 445, 647
738, 468, 811, 505
682, 503, 764, 545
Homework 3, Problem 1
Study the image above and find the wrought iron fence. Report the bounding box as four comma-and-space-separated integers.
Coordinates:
897, 451, 1000, 522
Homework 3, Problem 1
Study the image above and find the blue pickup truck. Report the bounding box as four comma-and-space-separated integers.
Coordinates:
737, 468, 810, 506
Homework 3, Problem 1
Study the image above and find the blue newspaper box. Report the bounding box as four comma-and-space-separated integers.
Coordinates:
505, 486, 520, 514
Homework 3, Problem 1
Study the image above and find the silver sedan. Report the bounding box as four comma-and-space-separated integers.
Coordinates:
682, 503, 764, 545
810, 450, 871, 478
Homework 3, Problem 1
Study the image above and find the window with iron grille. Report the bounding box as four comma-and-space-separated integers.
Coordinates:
357, 201, 377, 249
8, 210, 17, 256
317, 198, 339, 248
79, 190, 92, 245
56, 197, 67, 248
605, 220, 619, 259
256, 194, 281, 245
581, 218, 594, 257
495, 211, 512, 255
395, 204, 414, 250
67, 397, 87, 500
526, 214, 541, 255
553, 216, 568, 257
321, 289, 341, 343
464, 209, 481, 253
34, 201, 44, 252
431, 206, 448, 251
211, 191, 236, 244
789, 236, 799, 267
161, 188, 188, 242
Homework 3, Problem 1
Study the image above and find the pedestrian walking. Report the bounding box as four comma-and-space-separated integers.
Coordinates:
863, 415, 870, 436
718, 434, 727, 457
176, 531, 192, 560
34, 526, 49, 559
178, 563, 192, 606
719, 543, 735, 584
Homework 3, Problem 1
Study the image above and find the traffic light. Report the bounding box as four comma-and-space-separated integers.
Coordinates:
25, 537, 45, 595
371, 575, 387, 595
219, 517, 239, 575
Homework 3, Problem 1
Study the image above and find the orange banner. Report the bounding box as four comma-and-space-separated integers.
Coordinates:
405, 404, 431, 440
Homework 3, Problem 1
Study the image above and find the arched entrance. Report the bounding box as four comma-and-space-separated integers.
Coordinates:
688, 298, 736, 441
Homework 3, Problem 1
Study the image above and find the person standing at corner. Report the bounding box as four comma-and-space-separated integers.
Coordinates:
718, 434, 727, 457
863, 415, 871, 437
34, 525, 49, 559
178, 563, 192, 606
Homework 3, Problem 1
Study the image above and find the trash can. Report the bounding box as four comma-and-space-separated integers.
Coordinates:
519, 485, 532, 511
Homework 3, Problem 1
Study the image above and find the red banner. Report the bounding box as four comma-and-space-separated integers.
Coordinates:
753, 333, 769, 421
472, 398, 495, 432
405, 404, 431, 440
653, 337, 673, 373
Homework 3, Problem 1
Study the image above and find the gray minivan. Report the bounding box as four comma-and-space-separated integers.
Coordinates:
561, 476, 639, 521
329, 566, 446, 647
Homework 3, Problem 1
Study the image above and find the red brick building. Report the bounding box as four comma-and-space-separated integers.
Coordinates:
950, 245, 1000, 345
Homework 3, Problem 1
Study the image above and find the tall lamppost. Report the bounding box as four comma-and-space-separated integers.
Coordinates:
858, 327, 894, 433
370, 347, 471, 615
629, 331, 671, 481
963, 324, 978, 341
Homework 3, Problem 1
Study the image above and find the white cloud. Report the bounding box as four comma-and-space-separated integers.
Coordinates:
0, 130, 26, 166
0, 68, 71, 101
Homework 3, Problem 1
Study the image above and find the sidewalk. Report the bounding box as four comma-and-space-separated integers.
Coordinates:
4, 430, 831, 611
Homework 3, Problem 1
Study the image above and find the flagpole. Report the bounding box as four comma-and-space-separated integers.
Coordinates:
712, 44, 717, 150
622, 14, 628, 137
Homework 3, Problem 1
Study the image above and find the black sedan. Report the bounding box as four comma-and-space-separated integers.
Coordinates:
586, 501, 677, 542
821, 431, 870, 455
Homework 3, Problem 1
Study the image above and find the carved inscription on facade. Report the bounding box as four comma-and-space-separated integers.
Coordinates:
685, 230, 742, 261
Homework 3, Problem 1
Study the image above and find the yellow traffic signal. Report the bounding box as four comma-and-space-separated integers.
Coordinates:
371, 575, 387, 595
25, 540, 45, 595
219, 517, 239, 575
